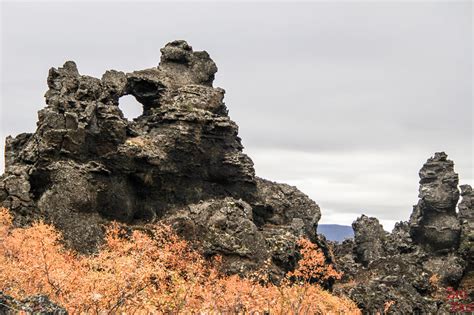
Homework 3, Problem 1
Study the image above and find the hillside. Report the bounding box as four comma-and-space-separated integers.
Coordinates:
318, 224, 354, 242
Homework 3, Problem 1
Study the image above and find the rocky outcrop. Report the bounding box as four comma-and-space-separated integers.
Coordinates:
352, 215, 387, 266
409, 152, 461, 252
0, 292, 67, 314
0, 40, 322, 278
458, 184, 474, 298
332, 152, 472, 313
459, 185, 473, 262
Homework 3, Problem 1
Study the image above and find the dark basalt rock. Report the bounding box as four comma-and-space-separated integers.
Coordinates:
352, 214, 387, 266
458, 184, 474, 298
409, 152, 461, 252
0, 40, 322, 278
165, 198, 269, 274
346, 277, 439, 314
459, 185, 473, 263
0, 292, 67, 314
332, 152, 472, 314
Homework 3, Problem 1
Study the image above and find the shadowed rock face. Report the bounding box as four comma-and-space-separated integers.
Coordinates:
332, 152, 472, 314
0, 40, 322, 277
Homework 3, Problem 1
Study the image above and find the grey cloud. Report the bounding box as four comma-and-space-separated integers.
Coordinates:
248, 148, 472, 230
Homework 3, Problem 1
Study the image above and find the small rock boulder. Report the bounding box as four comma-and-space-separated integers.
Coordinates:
352, 215, 387, 266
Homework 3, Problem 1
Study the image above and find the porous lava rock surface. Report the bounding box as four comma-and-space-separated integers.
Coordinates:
332, 152, 473, 313
0, 292, 67, 314
0, 40, 322, 278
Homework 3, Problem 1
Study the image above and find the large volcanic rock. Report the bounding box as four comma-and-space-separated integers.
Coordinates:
0, 40, 322, 277
409, 152, 461, 252
332, 152, 471, 314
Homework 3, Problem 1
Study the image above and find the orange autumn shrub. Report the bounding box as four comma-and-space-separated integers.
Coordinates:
0, 207, 360, 314
289, 238, 342, 283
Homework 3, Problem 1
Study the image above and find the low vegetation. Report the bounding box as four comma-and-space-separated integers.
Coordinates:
0, 207, 360, 314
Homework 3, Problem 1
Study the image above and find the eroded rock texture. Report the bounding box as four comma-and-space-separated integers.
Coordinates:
0, 292, 67, 314
352, 214, 387, 267
0, 40, 322, 278
458, 184, 474, 298
332, 152, 472, 314
459, 185, 473, 262
409, 152, 461, 252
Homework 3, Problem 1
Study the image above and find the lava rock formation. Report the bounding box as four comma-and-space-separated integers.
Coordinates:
0, 40, 321, 279
1, 41, 472, 313
332, 152, 473, 313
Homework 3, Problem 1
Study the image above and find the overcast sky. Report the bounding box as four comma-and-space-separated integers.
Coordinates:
1, 1, 472, 230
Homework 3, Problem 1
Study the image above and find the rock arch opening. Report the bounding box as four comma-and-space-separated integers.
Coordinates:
118, 94, 143, 121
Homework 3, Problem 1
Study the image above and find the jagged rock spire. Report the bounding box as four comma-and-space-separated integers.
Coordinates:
352, 214, 387, 266
409, 152, 461, 251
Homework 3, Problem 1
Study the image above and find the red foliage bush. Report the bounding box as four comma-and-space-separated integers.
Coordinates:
289, 238, 342, 283
0, 207, 360, 313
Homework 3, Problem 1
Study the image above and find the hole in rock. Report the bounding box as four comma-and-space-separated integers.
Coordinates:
118, 94, 143, 121
29, 170, 51, 201
253, 205, 274, 227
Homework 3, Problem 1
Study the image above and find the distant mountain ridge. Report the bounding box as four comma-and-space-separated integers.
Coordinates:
318, 224, 354, 242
